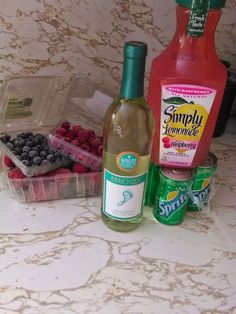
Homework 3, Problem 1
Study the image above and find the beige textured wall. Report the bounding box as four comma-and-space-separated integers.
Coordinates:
0, 0, 235, 93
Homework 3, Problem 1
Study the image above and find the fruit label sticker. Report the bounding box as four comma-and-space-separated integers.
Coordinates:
159, 84, 216, 167
103, 169, 147, 220
5, 97, 33, 119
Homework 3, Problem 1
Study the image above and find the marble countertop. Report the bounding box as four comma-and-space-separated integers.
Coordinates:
0, 118, 235, 314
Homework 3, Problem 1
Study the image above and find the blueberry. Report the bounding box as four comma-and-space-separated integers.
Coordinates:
14, 139, 24, 147
25, 141, 34, 147
15, 147, 22, 154
22, 146, 31, 153
15, 155, 22, 160
6, 142, 14, 150
33, 139, 40, 146
33, 156, 42, 165
29, 150, 38, 158
17, 132, 28, 139
0, 134, 10, 143
26, 132, 33, 138
36, 144, 42, 150
35, 134, 45, 141
12, 150, 17, 155
21, 152, 28, 159
41, 159, 50, 166
40, 151, 47, 158
47, 154, 55, 162
22, 159, 32, 166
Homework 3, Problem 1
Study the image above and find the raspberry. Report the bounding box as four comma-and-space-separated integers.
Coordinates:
97, 145, 103, 156
71, 139, 80, 146
162, 137, 170, 143
164, 142, 171, 148
61, 121, 70, 130
77, 129, 90, 144
8, 168, 26, 179
49, 168, 72, 186
4, 155, 14, 168
86, 129, 95, 137
64, 133, 74, 142
72, 125, 82, 135
73, 163, 89, 174
81, 143, 91, 152
55, 128, 67, 136
90, 148, 99, 156
89, 137, 102, 148
88, 136, 96, 145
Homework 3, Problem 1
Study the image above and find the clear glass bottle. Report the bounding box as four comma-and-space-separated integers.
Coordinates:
101, 41, 154, 232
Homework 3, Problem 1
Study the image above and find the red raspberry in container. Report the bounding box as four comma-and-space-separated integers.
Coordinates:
86, 129, 96, 137
90, 137, 102, 148
61, 121, 70, 130
72, 125, 82, 136
77, 129, 90, 144
55, 128, 67, 137
73, 163, 89, 174
8, 168, 26, 179
71, 139, 81, 147
4, 155, 14, 168
64, 133, 74, 142
81, 143, 91, 152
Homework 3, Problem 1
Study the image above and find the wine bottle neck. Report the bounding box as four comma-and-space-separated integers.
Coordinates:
120, 57, 145, 99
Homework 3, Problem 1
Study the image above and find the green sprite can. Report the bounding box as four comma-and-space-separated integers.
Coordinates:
153, 167, 193, 225
188, 152, 217, 211
144, 162, 160, 207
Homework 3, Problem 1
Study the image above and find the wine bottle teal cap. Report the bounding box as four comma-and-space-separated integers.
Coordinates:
176, 0, 225, 9
124, 41, 147, 59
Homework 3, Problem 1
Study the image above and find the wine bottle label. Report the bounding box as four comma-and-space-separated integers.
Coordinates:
102, 151, 150, 220
103, 169, 147, 220
159, 84, 216, 167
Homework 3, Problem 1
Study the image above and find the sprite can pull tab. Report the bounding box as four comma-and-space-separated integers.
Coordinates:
188, 152, 217, 211
154, 167, 193, 225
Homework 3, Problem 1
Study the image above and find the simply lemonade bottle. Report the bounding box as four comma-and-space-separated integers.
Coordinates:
101, 41, 154, 232
148, 0, 227, 169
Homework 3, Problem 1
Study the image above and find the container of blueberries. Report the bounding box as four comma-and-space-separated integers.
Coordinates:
0, 76, 111, 202
0, 76, 72, 177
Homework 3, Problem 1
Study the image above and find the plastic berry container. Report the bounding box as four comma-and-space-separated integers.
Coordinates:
0, 75, 111, 202
0, 76, 73, 177
0, 135, 72, 177
1, 169, 101, 203
48, 78, 113, 171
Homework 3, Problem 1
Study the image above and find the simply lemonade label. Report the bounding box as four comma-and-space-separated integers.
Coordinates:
159, 84, 216, 167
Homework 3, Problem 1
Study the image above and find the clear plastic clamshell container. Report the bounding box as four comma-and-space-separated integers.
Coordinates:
48, 78, 113, 171
1, 170, 101, 203
0, 75, 112, 202
0, 76, 70, 177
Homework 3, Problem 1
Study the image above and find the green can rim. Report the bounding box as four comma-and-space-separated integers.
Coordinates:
197, 152, 218, 169
160, 167, 193, 182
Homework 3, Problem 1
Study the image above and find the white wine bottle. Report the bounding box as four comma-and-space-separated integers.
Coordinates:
101, 41, 154, 232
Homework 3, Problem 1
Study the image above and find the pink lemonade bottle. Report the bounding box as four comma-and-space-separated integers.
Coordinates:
148, 0, 227, 169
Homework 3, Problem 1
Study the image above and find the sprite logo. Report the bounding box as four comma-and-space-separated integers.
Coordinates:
117, 152, 138, 171
193, 183, 211, 203
158, 191, 189, 219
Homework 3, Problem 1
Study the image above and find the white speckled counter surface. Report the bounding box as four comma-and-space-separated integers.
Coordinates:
0, 117, 235, 314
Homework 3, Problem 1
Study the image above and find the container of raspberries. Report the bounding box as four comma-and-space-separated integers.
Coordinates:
0, 76, 112, 202
48, 77, 112, 171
